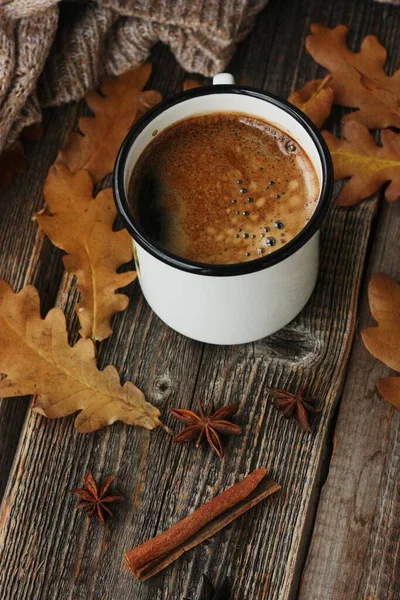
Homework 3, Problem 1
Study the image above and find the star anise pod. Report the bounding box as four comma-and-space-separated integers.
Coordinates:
70, 472, 124, 524
267, 386, 318, 432
169, 399, 242, 459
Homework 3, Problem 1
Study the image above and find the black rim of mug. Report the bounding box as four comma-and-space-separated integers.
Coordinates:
113, 85, 334, 277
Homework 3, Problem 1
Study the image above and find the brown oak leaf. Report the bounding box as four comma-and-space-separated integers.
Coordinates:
36, 164, 136, 341
58, 63, 162, 183
0, 281, 161, 432
306, 23, 400, 129
323, 121, 400, 206
21, 123, 44, 141
288, 75, 334, 128
0, 142, 26, 192
361, 273, 400, 410
183, 79, 204, 91
377, 378, 400, 409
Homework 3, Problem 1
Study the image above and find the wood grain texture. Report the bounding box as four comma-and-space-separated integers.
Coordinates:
0, 1, 399, 599
298, 8, 400, 598
299, 199, 400, 600
0, 104, 79, 500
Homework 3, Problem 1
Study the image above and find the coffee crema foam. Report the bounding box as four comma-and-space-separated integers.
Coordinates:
129, 112, 320, 264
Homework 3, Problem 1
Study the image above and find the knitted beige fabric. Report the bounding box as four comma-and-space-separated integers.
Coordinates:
0, 0, 269, 152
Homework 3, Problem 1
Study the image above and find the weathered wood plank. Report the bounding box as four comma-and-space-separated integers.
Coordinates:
0, 1, 399, 600
298, 5, 400, 596
0, 16, 185, 504
0, 104, 79, 500
298, 197, 400, 600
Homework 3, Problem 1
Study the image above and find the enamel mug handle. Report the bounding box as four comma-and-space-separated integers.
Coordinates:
212, 73, 235, 85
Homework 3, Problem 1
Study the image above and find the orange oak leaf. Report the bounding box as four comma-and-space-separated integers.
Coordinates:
323, 121, 400, 206
58, 63, 162, 183
36, 164, 136, 341
0, 281, 161, 432
0, 143, 26, 192
288, 75, 334, 128
361, 274, 400, 410
306, 23, 400, 129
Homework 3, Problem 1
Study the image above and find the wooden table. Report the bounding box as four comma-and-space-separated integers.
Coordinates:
0, 1, 399, 599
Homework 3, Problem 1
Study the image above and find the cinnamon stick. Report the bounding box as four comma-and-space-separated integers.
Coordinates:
124, 467, 280, 580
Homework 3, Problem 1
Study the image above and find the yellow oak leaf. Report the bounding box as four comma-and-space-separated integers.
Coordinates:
58, 63, 162, 183
306, 24, 400, 129
0, 281, 161, 433
36, 164, 136, 341
362, 273, 400, 410
323, 121, 400, 206
288, 75, 334, 128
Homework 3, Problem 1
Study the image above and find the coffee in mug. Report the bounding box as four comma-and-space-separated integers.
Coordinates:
128, 112, 319, 265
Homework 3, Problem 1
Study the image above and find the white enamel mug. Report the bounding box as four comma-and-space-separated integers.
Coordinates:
113, 74, 333, 345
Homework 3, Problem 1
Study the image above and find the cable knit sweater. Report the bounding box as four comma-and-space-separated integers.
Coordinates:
0, 0, 269, 151
0, 0, 398, 153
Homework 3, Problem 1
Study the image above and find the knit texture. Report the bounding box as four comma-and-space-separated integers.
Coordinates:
0, 0, 269, 152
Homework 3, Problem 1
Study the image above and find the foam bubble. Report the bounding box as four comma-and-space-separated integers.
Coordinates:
128, 112, 319, 264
